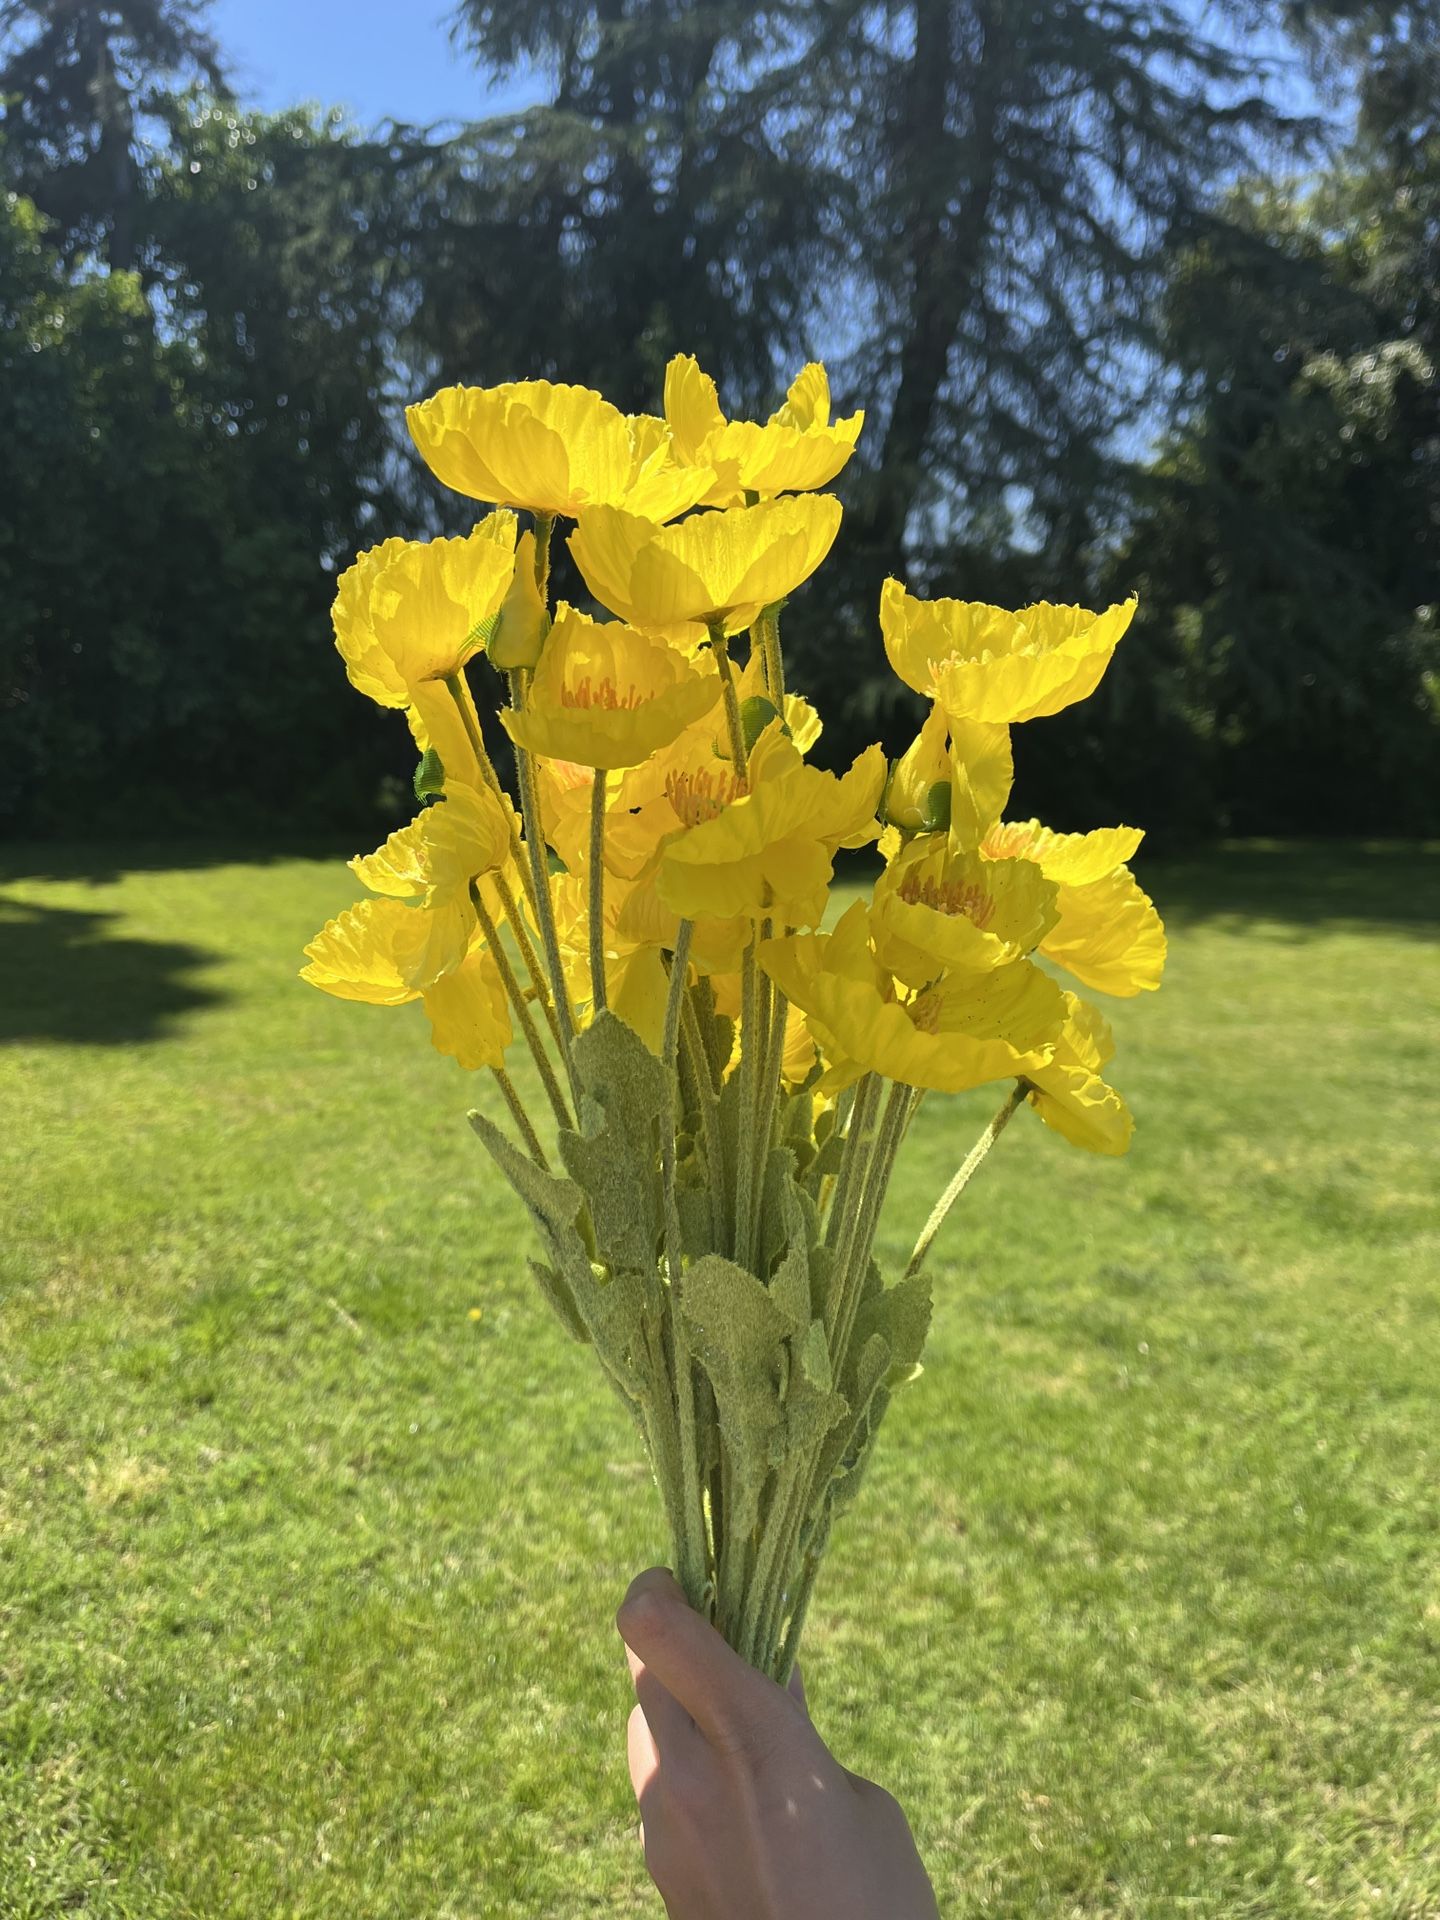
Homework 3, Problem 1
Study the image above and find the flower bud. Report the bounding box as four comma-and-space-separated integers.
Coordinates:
488, 530, 548, 670
882, 700, 951, 833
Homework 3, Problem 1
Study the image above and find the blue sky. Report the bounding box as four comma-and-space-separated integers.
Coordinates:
208, 0, 540, 127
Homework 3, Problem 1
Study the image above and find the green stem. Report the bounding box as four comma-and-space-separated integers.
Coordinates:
707, 620, 748, 779
490, 869, 563, 1054
831, 1081, 916, 1367
507, 671, 578, 1095
735, 939, 761, 1266
904, 1081, 1027, 1282
588, 767, 608, 1014
824, 1073, 880, 1256
491, 1064, 548, 1168
443, 672, 540, 920
469, 882, 573, 1134
757, 602, 785, 702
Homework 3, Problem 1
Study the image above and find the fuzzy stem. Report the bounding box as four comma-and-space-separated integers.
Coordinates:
588, 767, 608, 1014
757, 602, 785, 702
491, 1065, 548, 1168
492, 869, 564, 1055
507, 671, 579, 1096
469, 881, 572, 1134
707, 620, 749, 779
735, 939, 761, 1266
904, 1081, 1027, 1282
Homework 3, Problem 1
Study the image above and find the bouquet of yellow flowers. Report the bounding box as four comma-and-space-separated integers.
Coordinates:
302, 359, 1165, 1680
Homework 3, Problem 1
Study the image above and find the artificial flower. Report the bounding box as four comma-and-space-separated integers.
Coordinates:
334, 513, 518, 702
870, 840, 1058, 986
1023, 992, 1134, 1154
502, 605, 723, 769
881, 581, 1137, 724
982, 819, 1166, 996
759, 902, 1062, 1095
406, 381, 712, 522
663, 355, 863, 506
300, 895, 471, 1003
350, 783, 515, 907
656, 728, 885, 926
568, 494, 843, 643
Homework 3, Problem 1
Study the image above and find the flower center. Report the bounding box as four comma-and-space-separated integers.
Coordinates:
909, 989, 943, 1034
898, 871, 996, 930
561, 674, 645, 711
665, 766, 748, 828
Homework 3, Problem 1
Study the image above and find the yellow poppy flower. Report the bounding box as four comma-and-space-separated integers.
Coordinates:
334, 513, 518, 702
663, 355, 863, 506
1040, 865, 1167, 997
489, 531, 548, 671
349, 784, 514, 907
406, 381, 712, 521
552, 869, 673, 1050
735, 646, 824, 755
870, 841, 1058, 986
657, 731, 885, 926
1023, 992, 1133, 1154
980, 818, 1165, 996
421, 944, 513, 1071
568, 494, 843, 644
881, 580, 1137, 724
758, 902, 1062, 1095
883, 701, 952, 833
502, 605, 723, 770
300, 895, 472, 1003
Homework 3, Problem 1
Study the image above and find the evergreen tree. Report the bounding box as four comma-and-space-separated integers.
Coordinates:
0, 0, 227, 269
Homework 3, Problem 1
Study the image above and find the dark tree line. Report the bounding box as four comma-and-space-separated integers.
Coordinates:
1, 0, 1435, 840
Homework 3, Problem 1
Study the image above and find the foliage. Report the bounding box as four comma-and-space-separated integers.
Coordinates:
0, 103, 419, 834
0, 0, 228, 267
2, 843, 1438, 1913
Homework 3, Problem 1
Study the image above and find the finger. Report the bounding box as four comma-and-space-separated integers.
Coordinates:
626, 1699, 659, 1802
632, 1658, 705, 1765
786, 1659, 810, 1719
616, 1567, 791, 1754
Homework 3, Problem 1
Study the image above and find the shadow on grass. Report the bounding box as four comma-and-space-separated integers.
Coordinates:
1151, 841, 1440, 940
0, 896, 225, 1046
0, 836, 357, 887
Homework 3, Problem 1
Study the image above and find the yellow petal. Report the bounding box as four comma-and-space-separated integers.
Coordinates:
422, 944, 512, 1070
984, 818, 1144, 885
948, 718, 1014, 848
360, 519, 517, 692
1024, 993, 1133, 1153
406, 380, 711, 520
759, 910, 1062, 1095
881, 579, 1136, 724
1041, 867, 1167, 997
569, 494, 843, 639
300, 895, 471, 1003
502, 606, 723, 769
350, 785, 513, 905
489, 531, 549, 671
664, 354, 726, 462
871, 843, 1058, 985
332, 537, 413, 708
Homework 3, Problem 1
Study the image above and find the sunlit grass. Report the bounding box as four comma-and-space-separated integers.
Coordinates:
2, 842, 1437, 1917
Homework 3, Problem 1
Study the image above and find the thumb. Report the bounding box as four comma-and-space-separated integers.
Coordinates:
616, 1568, 794, 1754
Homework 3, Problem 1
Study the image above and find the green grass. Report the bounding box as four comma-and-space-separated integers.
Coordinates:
2, 840, 1438, 1918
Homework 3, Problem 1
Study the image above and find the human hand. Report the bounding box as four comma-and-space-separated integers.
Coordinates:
617, 1567, 941, 1920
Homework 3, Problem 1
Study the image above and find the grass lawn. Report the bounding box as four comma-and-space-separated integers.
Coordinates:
2, 839, 1438, 1918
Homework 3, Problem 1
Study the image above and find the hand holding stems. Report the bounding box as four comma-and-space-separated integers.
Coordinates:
618, 1568, 941, 1920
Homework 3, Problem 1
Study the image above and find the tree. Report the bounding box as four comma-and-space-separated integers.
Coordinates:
0, 0, 227, 268
0, 102, 421, 834
436, 1, 1306, 754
